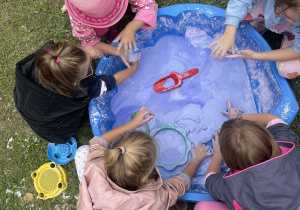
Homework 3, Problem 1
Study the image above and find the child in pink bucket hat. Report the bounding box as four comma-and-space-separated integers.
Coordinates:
66, 0, 158, 61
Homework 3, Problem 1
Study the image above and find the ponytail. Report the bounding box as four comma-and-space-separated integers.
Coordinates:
36, 42, 90, 98
104, 147, 122, 167
104, 131, 157, 191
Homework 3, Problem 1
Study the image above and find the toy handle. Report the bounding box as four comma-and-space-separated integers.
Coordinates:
180, 68, 199, 79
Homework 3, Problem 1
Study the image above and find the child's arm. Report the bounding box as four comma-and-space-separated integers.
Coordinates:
226, 47, 300, 61
182, 142, 212, 180
93, 42, 137, 69
209, 25, 237, 61
94, 42, 124, 57
113, 0, 158, 54
100, 107, 154, 144
204, 132, 227, 203
237, 114, 280, 126
113, 60, 139, 85
209, 0, 258, 62
156, 142, 212, 208
113, 20, 145, 54
222, 99, 279, 126
206, 131, 223, 176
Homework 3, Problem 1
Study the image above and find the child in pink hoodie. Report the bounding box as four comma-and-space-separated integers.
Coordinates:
75, 106, 212, 209
65, 0, 158, 61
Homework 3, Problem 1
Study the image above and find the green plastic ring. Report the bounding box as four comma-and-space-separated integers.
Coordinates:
152, 124, 192, 171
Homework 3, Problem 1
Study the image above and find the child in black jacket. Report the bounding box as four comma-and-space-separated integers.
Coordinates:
14, 40, 139, 144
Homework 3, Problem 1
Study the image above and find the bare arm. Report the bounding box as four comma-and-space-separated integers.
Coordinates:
227, 46, 300, 61
206, 153, 222, 175
101, 121, 135, 144
239, 113, 279, 126
209, 25, 237, 61
100, 107, 154, 144
222, 100, 279, 126
125, 19, 145, 33
94, 42, 139, 69
206, 131, 223, 176
94, 42, 120, 56
113, 19, 145, 53
113, 61, 139, 85
83, 42, 120, 59
253, 47, 300, 61
182, 143, 212, 180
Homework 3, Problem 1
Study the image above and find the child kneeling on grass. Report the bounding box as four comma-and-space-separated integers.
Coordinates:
75, 106, 212, 210
14, 40, 138, 144
195, 100, 300, 210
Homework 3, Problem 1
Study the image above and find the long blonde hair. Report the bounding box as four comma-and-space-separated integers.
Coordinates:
36, 42, 90, 98
219, 118, 281, 170
104, 131, 157, 191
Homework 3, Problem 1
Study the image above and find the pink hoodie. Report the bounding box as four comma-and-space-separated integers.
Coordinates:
68, 0, 158, 47
77, 138, 189, 210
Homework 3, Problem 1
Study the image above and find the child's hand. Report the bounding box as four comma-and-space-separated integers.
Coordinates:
221, 99, 244, 119
225, 49, 256, 59
194, 142, 212, 163
131, 107, 155, 129
119, 49, 141, 69
209, 25, 237, 61
113, 26, 136, 55
84, 46, 104, 59
212, 130, 221, 155
113, 19, 144, 54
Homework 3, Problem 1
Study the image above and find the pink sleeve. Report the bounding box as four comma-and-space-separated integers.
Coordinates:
84, 137, 109, 170
69, 15, 101, 47
129, 0, 158, 30
153, 176, 188, 209
266, 118, 287, 128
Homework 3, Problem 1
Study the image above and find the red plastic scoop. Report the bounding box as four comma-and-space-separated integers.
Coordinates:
153, 68, 199, 93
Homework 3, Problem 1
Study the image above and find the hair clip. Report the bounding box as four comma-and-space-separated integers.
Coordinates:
118, 147, 126, 154
44, 49, 52, 54
44, 49, 60, 64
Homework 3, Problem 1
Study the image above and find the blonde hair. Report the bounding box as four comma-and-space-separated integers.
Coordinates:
36, 42, 91, 98
219, 118, 281, 170
104, 131, 157, 191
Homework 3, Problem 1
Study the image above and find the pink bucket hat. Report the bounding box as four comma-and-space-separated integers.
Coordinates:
65, 0, 129, 28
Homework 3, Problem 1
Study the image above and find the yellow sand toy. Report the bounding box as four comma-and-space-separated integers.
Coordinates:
31, 162, 67, 200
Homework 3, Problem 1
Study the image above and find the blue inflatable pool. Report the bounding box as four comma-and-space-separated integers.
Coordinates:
89, 4, 299, 203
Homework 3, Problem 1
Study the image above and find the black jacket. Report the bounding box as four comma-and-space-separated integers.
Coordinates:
14, 41, 116, 143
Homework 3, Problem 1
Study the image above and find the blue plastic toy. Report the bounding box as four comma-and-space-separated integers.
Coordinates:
47, 137, 77, 165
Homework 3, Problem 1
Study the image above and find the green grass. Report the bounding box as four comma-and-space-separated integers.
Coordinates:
1, 0, 299, 209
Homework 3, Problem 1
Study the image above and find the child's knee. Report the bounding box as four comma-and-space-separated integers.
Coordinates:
75, 145, 90, 161
276, 61, 300, 79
